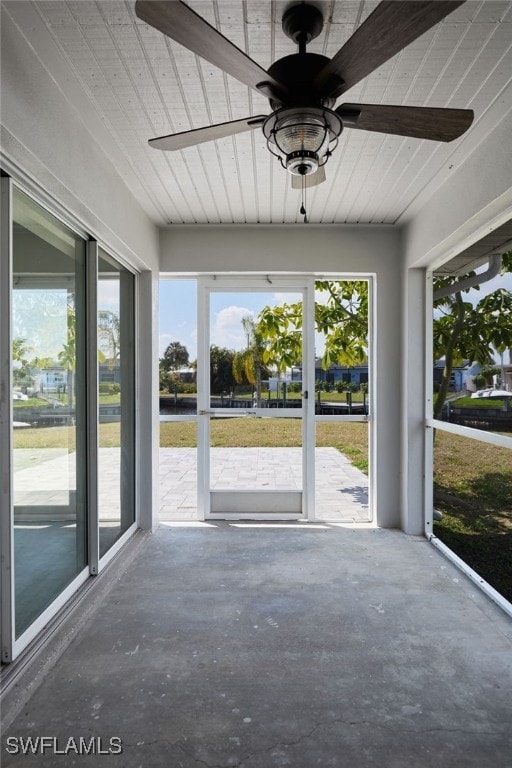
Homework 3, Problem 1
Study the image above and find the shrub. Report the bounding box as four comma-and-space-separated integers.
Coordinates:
99, 382, 120, 394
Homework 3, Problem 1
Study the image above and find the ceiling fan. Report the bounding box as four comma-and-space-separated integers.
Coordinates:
135, 0, 474, 190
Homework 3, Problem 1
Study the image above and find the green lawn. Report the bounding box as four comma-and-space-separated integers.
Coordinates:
13, 423, 121, 450
451, 396, 505, 408
433, 430, 512, 600
13, 397, 48, 408
99, 394, 121, 405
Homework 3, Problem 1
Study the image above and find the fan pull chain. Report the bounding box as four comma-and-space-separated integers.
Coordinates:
300, 174, 309, 223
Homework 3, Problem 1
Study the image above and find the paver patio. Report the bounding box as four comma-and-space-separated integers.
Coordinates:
12, 446, 370, 522
159, 446, 370, 521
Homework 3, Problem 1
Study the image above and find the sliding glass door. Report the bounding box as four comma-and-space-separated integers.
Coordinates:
98, 249, 135, 558
1, 181, 138, 661
12, 188, 88, 638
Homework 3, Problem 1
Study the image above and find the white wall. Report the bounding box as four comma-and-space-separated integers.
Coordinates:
401, 266, 427, 536
1, 10, 161, 532
401, 88, 512, 533
403, 83, 512, 270
0, 10, 159, 272
161, 224, 404, 529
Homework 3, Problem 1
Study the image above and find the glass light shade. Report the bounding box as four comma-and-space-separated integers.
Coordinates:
264, 107, 343, 176
275, 114, 330, 157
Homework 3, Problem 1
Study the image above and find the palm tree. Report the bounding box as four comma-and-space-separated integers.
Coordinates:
98, 310, 120, 368
232, 316, 269, 406
57, 308, 76, 409
12, 338, 32, 387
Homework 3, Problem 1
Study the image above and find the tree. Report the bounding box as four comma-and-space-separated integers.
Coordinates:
98, 310, 121, 367
433, 252, 512, 418
256, 280, 368, 372
159, 340, 190, 393
57, 307, 76, 407
255, 269, 512, 421
232, 316, 270, 405
12, 338, 32, 387
210, 346, 236, 394
161, 341, 189, 372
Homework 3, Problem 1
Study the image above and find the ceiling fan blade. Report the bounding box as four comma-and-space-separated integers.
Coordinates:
291, 167, 326, 189
135, 1, 286, 100
148, 116, 267, 151
314, 1, 466, 99
336, 104, 474, 142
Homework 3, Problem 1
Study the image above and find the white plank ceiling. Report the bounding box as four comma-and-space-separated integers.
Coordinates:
4, 0, 512, 226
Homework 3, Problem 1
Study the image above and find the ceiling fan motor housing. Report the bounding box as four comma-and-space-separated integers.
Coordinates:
267, 53, 334, 109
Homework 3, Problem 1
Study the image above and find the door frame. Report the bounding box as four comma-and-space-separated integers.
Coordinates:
197, 275, 316, 520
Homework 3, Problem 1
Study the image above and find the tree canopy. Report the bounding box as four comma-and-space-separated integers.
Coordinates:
210, 345, 237, 393
254, 266, 512, 417
257, 280, 368, 372
432, 251, 512, 417
160, 341, 190, 372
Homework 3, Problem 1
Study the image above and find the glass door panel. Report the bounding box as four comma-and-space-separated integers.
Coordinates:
159, 279, 199, 520
160, 422, 198, 521
98, 250, 135, 558
201, 286, 308, 519
313, 279, 371, 521
12, 188, 87, 637
209, 416, 303, 515
315, 421, 370, 522
159, 279, 198, 417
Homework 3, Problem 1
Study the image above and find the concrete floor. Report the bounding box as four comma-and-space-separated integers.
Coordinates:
2, 523, 511, 767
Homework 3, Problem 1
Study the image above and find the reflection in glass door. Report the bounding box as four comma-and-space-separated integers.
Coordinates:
3, 183, 139, 662
12, 188, 87, 638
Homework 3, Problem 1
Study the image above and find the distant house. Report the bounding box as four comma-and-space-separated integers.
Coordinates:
315, 360, 369, 387
503, 364, 512, 392
289, 360, 369, 388
37, 366, 66, 394
99, 359, 121, 385
433, 359, 478, 392
175, 366, 196, 383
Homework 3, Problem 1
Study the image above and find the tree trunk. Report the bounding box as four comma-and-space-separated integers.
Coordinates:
433, 292, 465, 419
256, 366, 262, 407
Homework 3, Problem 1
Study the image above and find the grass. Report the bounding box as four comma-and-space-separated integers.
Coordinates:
451, 396, 505, 408
159, 419, 369, 471
13, 423, 121, 450
99, 394, 121, 405
13, 397, 48, 408
433, 430, 512, 601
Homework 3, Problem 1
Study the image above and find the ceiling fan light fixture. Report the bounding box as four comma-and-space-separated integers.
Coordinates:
263, 107, 342, 176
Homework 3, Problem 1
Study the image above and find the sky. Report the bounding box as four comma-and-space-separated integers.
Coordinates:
158, 282, 301, 361
159, 270, 512, 364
